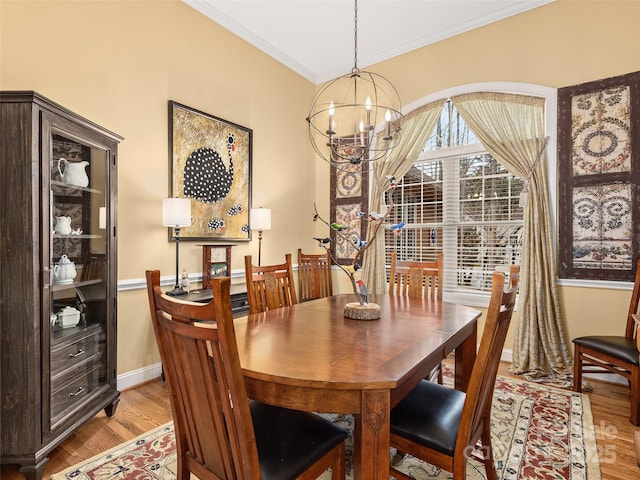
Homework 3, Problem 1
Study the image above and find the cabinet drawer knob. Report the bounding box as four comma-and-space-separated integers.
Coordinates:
69, 349, 85, 358
69, 387, 85, 397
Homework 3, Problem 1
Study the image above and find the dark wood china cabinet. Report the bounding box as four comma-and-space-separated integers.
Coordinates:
0, 91, 121, 480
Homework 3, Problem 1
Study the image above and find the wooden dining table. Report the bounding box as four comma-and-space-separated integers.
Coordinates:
233, 293, 482, 480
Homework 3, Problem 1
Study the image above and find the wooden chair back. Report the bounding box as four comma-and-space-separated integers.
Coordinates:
389, 252, 444, 300
626, 259, 640, 339
456, 271, 517, 464
298, 248, 333, 302
244, 253, 298, 314
508, 264, 520, 289
145, 271, 262, 479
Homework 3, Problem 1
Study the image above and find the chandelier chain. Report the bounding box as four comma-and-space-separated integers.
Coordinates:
353, 0, 359, 72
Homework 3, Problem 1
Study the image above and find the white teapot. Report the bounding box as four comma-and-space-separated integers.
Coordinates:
53, 255, 77, 284
54, 216, 72, 235
58, 158, 89, 188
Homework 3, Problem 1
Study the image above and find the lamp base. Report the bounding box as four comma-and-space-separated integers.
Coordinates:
165, 286, 188, 297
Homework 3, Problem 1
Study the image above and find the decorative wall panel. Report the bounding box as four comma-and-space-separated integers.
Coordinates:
558, 71, 640, 280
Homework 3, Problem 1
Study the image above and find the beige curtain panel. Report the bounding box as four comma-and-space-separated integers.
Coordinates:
452, 92, 572, 382
362, 99, 446, 294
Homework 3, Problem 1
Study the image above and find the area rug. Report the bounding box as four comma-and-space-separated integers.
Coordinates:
51, 373, 601, 480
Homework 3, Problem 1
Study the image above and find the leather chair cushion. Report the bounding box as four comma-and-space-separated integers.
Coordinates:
573, 335, 640, 366
390, 379, 466, 456
250, 400, 347, 480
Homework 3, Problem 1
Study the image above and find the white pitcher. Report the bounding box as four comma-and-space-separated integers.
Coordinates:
54, 216, 72, 235
58, 158, 89, 187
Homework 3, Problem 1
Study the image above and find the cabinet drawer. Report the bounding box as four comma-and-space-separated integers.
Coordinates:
51, 325, 102, 379
51, 361, 102, 420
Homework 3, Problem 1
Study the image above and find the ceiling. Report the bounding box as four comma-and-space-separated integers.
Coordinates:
183, 0, 554, 84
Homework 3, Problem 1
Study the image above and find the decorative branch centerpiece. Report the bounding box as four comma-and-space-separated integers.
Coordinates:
305, 0, 405, 319
313, 176, 402, 320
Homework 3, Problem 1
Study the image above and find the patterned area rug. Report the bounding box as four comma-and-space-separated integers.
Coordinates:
51, 373, 601, 480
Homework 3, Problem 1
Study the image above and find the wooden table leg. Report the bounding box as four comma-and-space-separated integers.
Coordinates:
352, 389, 390, 480
455, 322, 478, 391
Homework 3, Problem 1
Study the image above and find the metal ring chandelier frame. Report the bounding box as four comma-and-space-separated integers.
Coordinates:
306, 0, 404, 171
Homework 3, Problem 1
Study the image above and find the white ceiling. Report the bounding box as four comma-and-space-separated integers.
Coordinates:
183, 0, 554, 84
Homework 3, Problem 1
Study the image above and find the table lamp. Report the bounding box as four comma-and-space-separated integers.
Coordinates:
163, 197, 192, 296
250, 207, 271, 266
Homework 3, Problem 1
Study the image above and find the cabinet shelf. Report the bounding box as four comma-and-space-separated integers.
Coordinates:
53, 234, 103, 240
51, 179, 103, 195
52, 279, 102, 292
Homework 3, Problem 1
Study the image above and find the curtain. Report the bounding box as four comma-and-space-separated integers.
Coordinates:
451, 92, 572, 382
362, 99, 446, 294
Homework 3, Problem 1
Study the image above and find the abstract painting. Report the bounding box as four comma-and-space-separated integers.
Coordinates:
169, 101, 252, 241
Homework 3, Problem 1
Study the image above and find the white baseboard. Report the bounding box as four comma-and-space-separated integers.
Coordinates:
501, 348, 512, 363
117, 362, 163, 391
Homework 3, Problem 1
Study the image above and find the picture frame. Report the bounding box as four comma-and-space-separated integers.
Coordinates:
168, 101, 252, 241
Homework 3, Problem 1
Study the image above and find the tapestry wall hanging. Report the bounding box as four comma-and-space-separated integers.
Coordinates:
330, 142, 369, 265
169, 101, 252, 241
558, 71, 640, 281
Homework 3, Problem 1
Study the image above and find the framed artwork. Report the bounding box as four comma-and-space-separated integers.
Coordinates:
169, 101, 252, 241
558, 71, 640, 281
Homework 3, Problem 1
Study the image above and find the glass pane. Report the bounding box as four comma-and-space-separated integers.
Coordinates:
395, 137, 524, 292
424, 101, 479, 150
50, 132, 108, 421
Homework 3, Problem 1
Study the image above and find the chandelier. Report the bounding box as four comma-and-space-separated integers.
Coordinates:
306, 0, 404, 169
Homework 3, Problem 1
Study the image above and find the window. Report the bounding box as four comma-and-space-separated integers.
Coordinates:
386, 101, 524, 293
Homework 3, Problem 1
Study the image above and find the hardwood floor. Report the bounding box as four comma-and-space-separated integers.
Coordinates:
1, 362, 639, 479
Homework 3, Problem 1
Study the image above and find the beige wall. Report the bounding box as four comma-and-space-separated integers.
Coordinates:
2, 0, 639, 378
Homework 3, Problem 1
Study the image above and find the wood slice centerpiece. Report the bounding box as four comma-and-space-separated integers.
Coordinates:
344, 302, 381, 320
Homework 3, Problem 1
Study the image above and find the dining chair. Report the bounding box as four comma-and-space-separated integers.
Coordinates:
508, 264, 519, 289
145, 271, 347, 480
245, 253, 298, 314
389, 251, 444, 300
390, 251, 444, 382
298, 248, 333, 302
573, 258, 640, 425
389, 271, 518, 480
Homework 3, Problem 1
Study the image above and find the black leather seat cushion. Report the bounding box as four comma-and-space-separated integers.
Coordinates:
573, 336, 640, 365
390, 379, 466, 456
250, 400, 347, 480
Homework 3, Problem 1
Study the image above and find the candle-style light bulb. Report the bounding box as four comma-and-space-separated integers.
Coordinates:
384, 110, 392, 139
359, 120, 365, 146
328, 101, 335, 134
365, 96, 372, 130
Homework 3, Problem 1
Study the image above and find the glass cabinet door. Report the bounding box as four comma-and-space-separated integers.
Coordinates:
47, 127, 110, 428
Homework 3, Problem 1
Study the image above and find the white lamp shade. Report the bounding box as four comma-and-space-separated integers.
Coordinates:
162, 198, 192, 227
250, 208, 271, 231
